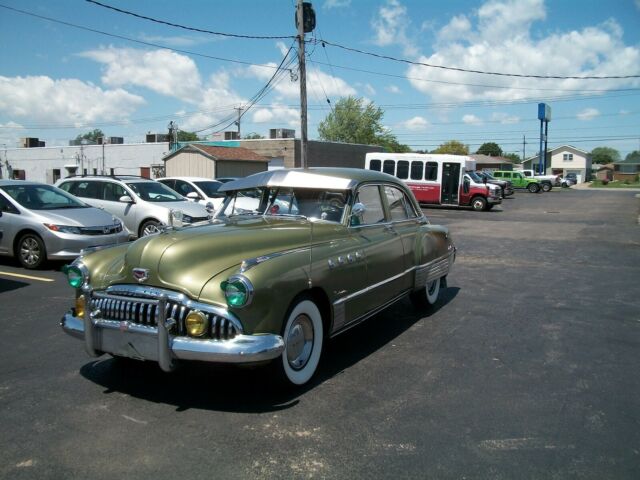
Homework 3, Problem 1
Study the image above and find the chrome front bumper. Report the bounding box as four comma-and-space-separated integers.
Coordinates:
488, 195, 502, 204
61, 296, 284, 371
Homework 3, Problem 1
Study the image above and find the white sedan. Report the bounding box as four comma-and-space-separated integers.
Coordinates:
157, 177, 225, 212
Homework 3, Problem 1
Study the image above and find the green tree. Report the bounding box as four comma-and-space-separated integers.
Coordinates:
476, 142, 503, 156
243, 132, 265, 139
433, 140, 469, 155
318, 96, 409, 152
74, 128, 105, 143
177, 130, 200, 141
591, 146, 621, 164
504, 153, 521, 163
624, 150, 640, 163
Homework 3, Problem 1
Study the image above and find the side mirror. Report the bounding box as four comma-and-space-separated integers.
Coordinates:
350, 202, 366, 226
482, 176, 487, 184
119, 195, 134, 204
186, 192, 200, 200
463, 178, 470, 194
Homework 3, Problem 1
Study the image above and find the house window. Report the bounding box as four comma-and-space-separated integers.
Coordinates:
563, 153, 573, 162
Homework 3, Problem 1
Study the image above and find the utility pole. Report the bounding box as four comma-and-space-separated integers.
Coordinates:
296, 0, 314, 168
234, 107, 243, 139
522, 135, 526, 163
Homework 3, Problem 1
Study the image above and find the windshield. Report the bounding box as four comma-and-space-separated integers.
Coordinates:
482, 172, 497, 180
126, 181, 184, 202
217, 187, 348, 223
466, 171, 484, 183
1, 184, 88, 210
194, 181, 224, 198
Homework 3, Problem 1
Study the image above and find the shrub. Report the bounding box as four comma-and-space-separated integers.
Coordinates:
602, 179, 609, 185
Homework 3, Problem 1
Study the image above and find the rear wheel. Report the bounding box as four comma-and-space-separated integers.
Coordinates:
274, 297, 324, 386
17, 233, 46, 269
471, 196, 487, 211
541, 182, 552, 192
528, 183, 540, 193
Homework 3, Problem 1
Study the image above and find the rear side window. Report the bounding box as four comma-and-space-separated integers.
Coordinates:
63, 181, 102, 199
384, 185, 417, 221
382, 160, 395, 176
353, 185, 385, 225
369, 159, 381, 171
493, 172, 503, 178
396, 161, 409, 180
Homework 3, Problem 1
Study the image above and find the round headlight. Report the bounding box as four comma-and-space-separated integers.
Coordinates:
185, 311, 209, 337
221, 275, 254, 308
64, 263, 88, 289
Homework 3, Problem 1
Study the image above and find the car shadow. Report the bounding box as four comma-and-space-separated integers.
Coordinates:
79, 286, 459, 413
0, 278, 29, 293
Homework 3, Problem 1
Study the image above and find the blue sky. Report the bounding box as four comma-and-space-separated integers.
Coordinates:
1, 0, 639, 159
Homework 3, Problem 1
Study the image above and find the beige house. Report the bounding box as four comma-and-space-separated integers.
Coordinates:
523, 145, 592, 182
163, 144, 269, 178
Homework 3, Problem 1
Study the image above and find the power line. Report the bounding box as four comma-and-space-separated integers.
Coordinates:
316, 39, 640, 80
0, 4, 288, 72
85, 0, 295, 40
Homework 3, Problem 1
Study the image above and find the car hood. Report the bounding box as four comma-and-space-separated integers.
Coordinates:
31, 207, 120, 226
120, 217, 311, 299
153, 200, 209, 216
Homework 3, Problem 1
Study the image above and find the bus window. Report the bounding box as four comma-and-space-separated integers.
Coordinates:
369, 159, 381, 171
397, 161, 409, 179
383, 160, 395, 176
425, 161, 438, 181
410, 161, 424, 180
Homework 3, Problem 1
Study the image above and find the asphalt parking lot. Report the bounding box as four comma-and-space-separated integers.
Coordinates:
1, 188, 639, 479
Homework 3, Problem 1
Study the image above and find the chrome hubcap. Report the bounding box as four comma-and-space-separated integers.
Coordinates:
286, 314, 314, 370
143, 224, 160, 236
20, 238, 40, 266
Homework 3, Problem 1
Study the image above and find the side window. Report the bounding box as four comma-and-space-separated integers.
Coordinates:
514, 173, 523, 180
523, 171, 532, 177
493, 172, 502, 178
396, 161, 409, 180
384, 185, 417, 221
58, 182, 74, 194
0, 193, 19, 214
352, 185, 385, 225
103, 182, 126, 201
410, 161, 424, 180
159, 179, 176, 190
369, 159, 381, 171
175, 180, 196, 196
73, 181, 101, 199
382, 160, 395, 176
425, 161, 438, 181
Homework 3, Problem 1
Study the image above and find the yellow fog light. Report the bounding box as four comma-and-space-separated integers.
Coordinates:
185, 311, 209, 337
75, 295, 86, 318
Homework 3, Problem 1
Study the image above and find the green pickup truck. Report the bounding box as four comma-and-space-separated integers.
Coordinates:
491, 170, 541, 193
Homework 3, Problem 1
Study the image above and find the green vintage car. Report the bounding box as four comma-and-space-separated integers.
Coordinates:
61, 168, 455, 386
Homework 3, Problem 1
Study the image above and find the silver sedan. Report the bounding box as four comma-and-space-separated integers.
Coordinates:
0, 180, 129, 269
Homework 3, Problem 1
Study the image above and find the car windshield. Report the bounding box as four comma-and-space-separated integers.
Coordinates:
218, 187, 348, 223
194, 181, 225, 198
482, 172, 497, 180
466, 171, 484, 183
126, 181, 184, 202
1, 184, 88, 210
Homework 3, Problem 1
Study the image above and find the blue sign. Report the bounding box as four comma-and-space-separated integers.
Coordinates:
538, 103, 551, 122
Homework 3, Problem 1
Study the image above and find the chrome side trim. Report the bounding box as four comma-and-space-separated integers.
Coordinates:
240, 247, 310, 273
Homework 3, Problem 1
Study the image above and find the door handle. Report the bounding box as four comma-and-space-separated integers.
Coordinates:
384, 225, 397, 235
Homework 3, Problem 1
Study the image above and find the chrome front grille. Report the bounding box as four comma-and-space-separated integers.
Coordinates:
91, 292, 238, 340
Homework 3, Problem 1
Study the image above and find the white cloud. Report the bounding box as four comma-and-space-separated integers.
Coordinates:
0, 75, 144, 126
323, 0, 351, 9
463, 114, 483, 125
491, 112, 520, 124
138, 34, 217, 48
577, 108, 599, 121
371, 0, 417, 56
252, 103, 299, 128
406, 0, 640, 102
80, 47, 203, 102
401, 116, 430, 131
386, 85, 401, 94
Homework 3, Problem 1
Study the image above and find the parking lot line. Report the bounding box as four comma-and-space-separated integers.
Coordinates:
0, 271, 55, 282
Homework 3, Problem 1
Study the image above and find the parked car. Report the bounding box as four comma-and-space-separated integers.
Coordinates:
491, 170, 542, 193
563, 173, 578, 186
475, 171, 514, 198
215, 177, 240, 184
157, 177, 224, 211
60, 168, 456, 386
56, 176, 211, 238
518, 169, 561, 191
0, 180, 128, 269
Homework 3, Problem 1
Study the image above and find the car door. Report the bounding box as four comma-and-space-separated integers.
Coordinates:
99, 181, 138, 235
0, 192, 20, 255
349, 184, 408, 314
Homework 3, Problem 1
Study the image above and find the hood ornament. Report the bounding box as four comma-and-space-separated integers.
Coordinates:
132, 268, 149, 283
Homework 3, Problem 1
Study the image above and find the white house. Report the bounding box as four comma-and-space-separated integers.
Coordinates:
522, 145, 592, 183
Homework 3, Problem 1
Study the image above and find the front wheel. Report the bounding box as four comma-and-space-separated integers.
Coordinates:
528, 183, 540, 193
541, 182, 552, 192
275, 297, 324, 386
410, 277, 441, 308
139, 219, 162, 237
471, 196, 487, 211
17, 233, 46, 269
